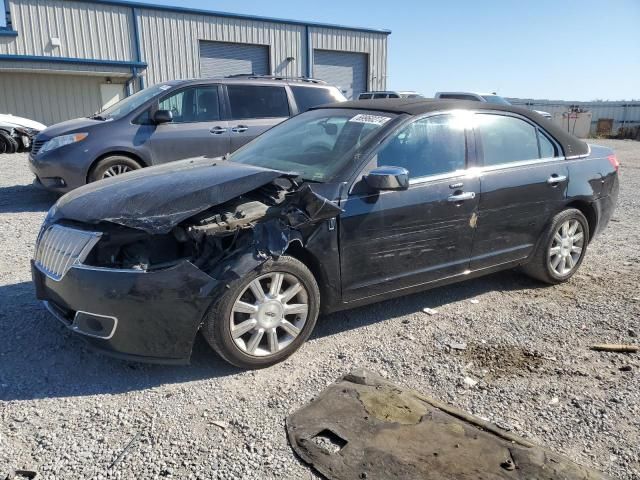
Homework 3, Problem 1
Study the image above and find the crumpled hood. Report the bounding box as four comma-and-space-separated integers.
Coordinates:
50, 157, 288, 234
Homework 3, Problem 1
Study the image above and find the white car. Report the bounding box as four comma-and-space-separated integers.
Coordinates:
0, 113, 47, 154
434, 92, 552, 119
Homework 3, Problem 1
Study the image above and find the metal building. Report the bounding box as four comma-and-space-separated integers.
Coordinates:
510, 98, 640, 137
0, 0, 390, 125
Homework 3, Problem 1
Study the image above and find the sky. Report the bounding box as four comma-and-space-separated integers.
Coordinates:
147, 0, 639, 101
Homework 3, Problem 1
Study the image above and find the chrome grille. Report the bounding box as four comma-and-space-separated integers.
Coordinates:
34, 225, 102, 280
31, 139, 46, 156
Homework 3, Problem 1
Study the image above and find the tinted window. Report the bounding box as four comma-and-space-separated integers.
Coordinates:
228, 85, 289, 119
291, 86, 344, 113
476, 114, 539, 165
373, 93, 388, 99
359, 93, 373, 99
482, 95, 511, 105
158, 86, 220, 123
376, 114, 466, 178
539, 131, 556, 158
439, 94, 478, 101
388, 94, 400, 98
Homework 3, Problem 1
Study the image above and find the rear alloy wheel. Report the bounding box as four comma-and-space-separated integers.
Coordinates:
201, 256, 320, 369
522, 208, 589, 284
88, 155, 142, 183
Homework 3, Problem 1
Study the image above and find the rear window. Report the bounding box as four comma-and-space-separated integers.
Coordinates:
227, 85, 290, 119
291, 86, 344, 113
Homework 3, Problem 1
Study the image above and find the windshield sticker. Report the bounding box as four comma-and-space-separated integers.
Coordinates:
159, 85, 171, 91
349, 114, 391, 126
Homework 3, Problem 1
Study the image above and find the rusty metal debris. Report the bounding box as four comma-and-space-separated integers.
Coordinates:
286, 369, 609, 480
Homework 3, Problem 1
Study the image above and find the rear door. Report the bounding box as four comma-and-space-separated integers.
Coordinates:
339, 113, 479, 302
225, 84, 290, 151
147, 85, 230, 164
470, 112, 568, 269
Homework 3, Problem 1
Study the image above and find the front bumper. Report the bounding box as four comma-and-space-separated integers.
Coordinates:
32, 260, 218, 363
29, 149, 88, 193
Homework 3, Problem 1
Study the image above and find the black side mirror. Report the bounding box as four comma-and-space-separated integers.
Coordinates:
153, 109, 173, 124
363, 166, 409, 191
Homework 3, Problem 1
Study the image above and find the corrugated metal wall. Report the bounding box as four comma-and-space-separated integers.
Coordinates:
310, 27, 387, 91
0, 72, 108, 125
1, 0, 135, 60
510, 99, 640, 135
136, 8, 306, 85
199, 41, 270, 78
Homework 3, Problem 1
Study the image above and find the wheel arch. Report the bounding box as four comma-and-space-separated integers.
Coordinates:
284, 241, 330, 310
565, 200, 597, 243
86, 151, 148, 183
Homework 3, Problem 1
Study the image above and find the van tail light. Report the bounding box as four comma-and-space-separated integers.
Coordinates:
607, 154, 619, 172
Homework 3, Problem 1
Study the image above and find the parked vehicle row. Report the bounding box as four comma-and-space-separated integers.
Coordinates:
32, 98, 619, 368
0, 113, 46, 154
28, 76, 345, 193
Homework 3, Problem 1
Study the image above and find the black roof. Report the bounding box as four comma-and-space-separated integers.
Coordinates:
314, 99, 589, 158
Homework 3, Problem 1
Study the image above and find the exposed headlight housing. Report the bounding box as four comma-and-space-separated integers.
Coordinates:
40, 132, 88, 154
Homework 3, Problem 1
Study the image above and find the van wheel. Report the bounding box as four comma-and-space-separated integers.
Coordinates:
88, 155, 142, 182
201, 256, 320, 369
522, 208, 589, 284
0, 131, 18, 154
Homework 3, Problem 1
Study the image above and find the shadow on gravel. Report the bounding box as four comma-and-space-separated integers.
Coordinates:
0, 270, 547, 402
0, 281, 241, 402
0, 184, 58, 213
313, 269, 548, 339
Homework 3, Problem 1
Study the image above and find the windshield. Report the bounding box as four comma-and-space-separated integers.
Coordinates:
229, 109, 397, 182
96, 83, 176, 120
482, 95, 511, 106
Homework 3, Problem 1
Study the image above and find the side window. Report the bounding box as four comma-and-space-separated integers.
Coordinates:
227, 85, 290, 119
538, 131, 557, 158
373, 93, 388, 99
359, 93, 373, 99
375, 115, 466, 178
291, 86, 343, 113
158, 86, 220, 123
476, 114, 539, 165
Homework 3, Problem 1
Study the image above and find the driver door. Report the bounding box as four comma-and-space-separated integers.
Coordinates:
339, 114, 479, 302
147, 85, 230, 164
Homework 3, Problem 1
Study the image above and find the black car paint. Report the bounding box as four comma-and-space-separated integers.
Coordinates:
32, 103, 619, 363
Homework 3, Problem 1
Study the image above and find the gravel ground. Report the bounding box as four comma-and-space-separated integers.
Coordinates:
1, 140, 639, 480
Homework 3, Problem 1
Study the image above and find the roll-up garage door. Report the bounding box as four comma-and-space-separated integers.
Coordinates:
199, 41, 270, 78
313, 50, 368, 100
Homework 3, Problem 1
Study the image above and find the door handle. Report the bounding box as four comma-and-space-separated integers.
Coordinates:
547, 174, 567, 186
210, 126, 227, 134
231, 125, 248, 133
448, 192, 476, 202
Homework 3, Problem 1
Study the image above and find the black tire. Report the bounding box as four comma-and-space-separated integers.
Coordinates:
201, 256, 320, 369
522, 208, 590, 284
88, 155, 142, 182
0, 131, 18, 154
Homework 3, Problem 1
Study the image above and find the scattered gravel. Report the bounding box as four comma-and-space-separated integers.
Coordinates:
1, 140, 639, 479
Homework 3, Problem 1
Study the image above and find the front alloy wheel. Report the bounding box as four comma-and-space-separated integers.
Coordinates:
230, 272, 309, 356
201, 256, 320, 369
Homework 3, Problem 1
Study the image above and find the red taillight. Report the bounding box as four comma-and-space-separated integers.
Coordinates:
607, 154, 619, 172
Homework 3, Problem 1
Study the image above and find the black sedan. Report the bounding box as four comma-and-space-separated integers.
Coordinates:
32, 99, 619, 368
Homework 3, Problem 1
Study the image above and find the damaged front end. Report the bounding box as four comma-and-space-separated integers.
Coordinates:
33, 162, 342, 363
